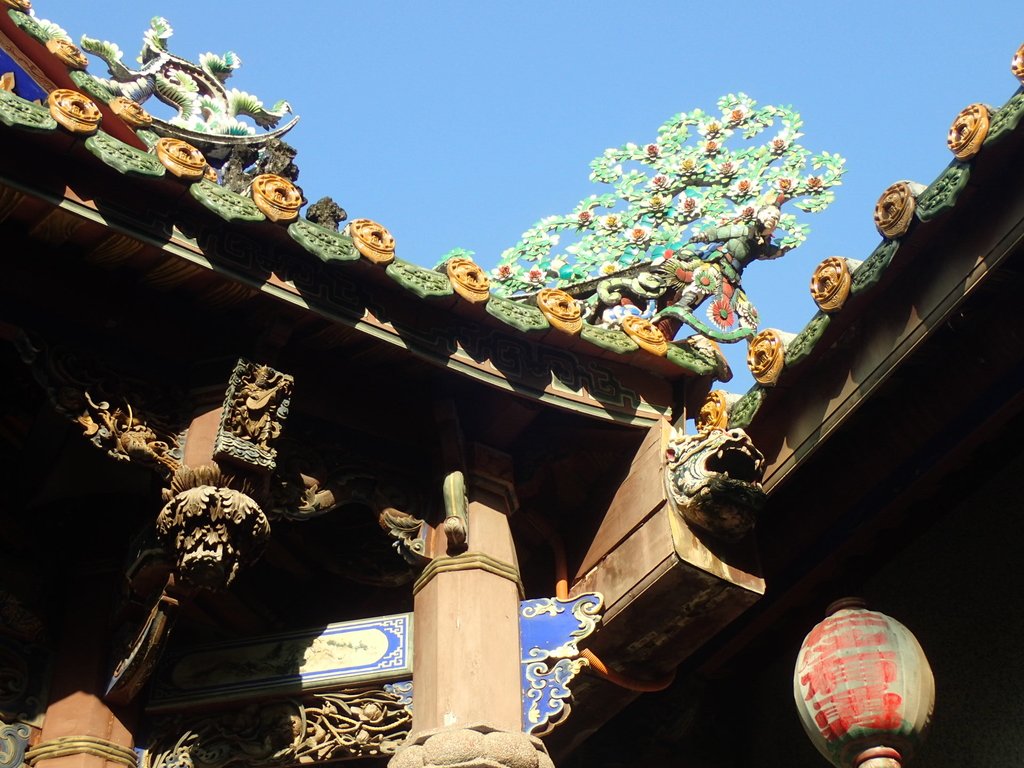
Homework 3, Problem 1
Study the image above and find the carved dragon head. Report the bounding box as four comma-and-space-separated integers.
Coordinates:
664, 427, 766, 540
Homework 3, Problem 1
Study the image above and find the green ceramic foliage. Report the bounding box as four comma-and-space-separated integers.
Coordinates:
68, 71, 116, 104
850, 241, 899, 295
189, 179, 265, 223
728, 386, 766, 430
485, 294, 550, 333
479, 93, 845, 296
784, 312, 830, 368
986, 89, 1024, 143
665, 343, 717, 375
385, 259, 454, 299
288, 218, 359, 264
84, 132, 165, 177
136, 129, 160, 148
0, 89, 57, 132
8, 10, 51, 44
580, 324, 639, 354
915, 162, 970, 222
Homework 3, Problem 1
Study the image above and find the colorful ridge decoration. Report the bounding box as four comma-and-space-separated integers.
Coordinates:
474, 94, 845, 345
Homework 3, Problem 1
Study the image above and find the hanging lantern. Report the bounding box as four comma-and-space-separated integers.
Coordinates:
793, 599, 935, 768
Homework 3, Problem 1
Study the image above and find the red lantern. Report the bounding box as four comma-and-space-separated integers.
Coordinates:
794, 599, 935, 768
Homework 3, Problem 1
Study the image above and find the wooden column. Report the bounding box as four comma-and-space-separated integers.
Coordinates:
33, 568, 135, 768
410, 445, 522, 735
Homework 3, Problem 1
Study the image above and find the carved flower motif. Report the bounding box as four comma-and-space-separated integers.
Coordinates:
810, 256, 852, 312
728, 106, 748, 124
251, 174, 303, 223
599, 261, 618, 275
109, 96, 153, 128
527, 267, 544, 283
627, 225, 651, 246
873, 181, 919, 239
651, 174, 669, 189
45, 39, 88, 70
621, 315, 668, 356
536, 288, 582, 334
698, 119, 723, 138
708, 296, 736, 330
47, 89, 101, 135
703, 139, 720, 155
947, 103, 991, 160
731, 179, 755, 198
495, 264, 513, 280
747, 328, 787, 386
697, 390, 732, 432
1012, 42, 1024, 84
770, 133, 791, 154
680, 196, 701, 216
806, 176, 824, 191
645, 143, 660, 158
155, 137, 208, 180
576, 210, 593, 226
446, 257, 491, 303
597, 213, 623, 231
347, 218, 396, 264
679, 156, 700, 175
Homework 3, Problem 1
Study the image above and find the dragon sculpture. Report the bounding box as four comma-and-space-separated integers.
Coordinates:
80, 17, 297, 158
664, 426, 767, 540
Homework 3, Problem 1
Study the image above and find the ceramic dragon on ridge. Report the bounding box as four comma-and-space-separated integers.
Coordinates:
79, 17, 297, 155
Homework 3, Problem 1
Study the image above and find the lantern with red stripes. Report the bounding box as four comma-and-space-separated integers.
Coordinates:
794, 599, 935, 768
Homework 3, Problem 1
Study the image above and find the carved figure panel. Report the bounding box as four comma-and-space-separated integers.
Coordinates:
214, 359, 293, 473
17, 335, 184, 479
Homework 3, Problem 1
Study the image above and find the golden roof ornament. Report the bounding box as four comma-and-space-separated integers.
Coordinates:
446, 258, 491, 303
810, 256, 858, 313
873, 181, 925, 239
251, 174, 302, 223
947, 104, 991, 161
1, 0, 31, 11
536, 288, 583, 334
154, 137, 208, 180
47, 89, 101, 135
346, 219, 395, 265
45, 39, 88, 71
696, 390, 736, 432
747, 328, 794, 386
620, 315, 668, 356
109, 97, 152, 129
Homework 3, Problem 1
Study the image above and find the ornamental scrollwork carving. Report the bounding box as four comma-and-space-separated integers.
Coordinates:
346, 219, 396, 265
156, 465, 270, 590
251, 174, 302, 223
664, 426, 767, 540
810, 256, 857, 313
746, 328, 791, 387
16, 335, 184, 479
873, 181, 925, 239
271, 449, 429, 579
536, 289, 583, 335
0, 723, 30, 768
145, 689, 411, 768
47, 89, 101, 135
214, 359, 294, 474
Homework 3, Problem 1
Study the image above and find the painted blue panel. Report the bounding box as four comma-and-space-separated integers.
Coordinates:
149, 613, 413, 711
0, 47, 48, 103
518, 593, 603, 735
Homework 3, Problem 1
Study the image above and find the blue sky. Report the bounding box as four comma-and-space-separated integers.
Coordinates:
41, 1, 1024, 389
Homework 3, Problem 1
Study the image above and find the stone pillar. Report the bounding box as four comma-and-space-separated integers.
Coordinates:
30, 568, 136, 768
391, 446, 554, 768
